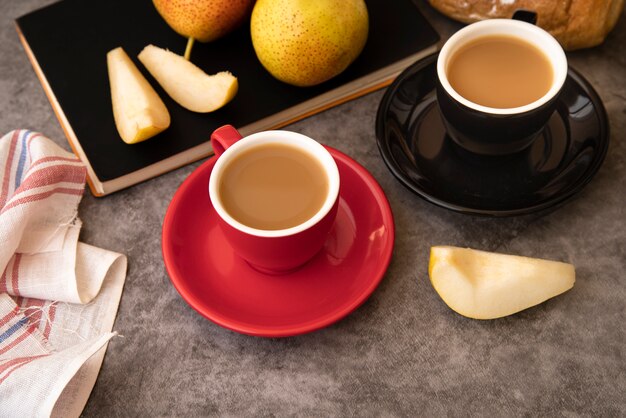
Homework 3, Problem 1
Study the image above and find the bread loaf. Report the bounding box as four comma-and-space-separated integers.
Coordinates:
428, 0, 624, 50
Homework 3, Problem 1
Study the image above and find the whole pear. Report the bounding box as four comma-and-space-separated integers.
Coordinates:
251, 0, 369, 87
153, 0, 255, 58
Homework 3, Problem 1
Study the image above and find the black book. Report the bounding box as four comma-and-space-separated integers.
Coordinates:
16, 0, 439, 196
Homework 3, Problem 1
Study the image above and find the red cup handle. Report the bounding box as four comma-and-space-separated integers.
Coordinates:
211, 125, 243, 157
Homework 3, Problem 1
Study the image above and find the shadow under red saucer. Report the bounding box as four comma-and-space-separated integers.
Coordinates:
162, 146, 395, 337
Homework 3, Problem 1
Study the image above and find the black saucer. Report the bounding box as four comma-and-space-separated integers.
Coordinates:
375, 53, 609, 216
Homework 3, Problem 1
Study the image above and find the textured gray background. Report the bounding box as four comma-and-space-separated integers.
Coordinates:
1, 0, 625, 416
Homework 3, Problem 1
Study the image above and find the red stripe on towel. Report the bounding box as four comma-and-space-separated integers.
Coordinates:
17, 163, 85, 191
27, 155, 81, 171
43, 303, 57, 340
0, 354, 49, 384
1, 186, 84, 214
11, 254, 22, 297
0, 130, 21, 207
0, 269, 7, 293
21, 297, 45, 331
0, 323, 38, 356
0, 305, 20, 327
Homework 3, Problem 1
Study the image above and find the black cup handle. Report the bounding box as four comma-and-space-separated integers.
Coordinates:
512, 9, 537, 25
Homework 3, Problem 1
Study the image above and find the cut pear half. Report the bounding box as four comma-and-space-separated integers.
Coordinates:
429, 246, 575, 319
107, 47, 170, 144
138, 44, 238, 113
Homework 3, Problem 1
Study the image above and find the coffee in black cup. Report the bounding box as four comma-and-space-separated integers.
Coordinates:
436, 18, 568, 156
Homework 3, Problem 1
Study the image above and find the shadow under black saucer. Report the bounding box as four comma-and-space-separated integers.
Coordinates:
375, 53, 610, 216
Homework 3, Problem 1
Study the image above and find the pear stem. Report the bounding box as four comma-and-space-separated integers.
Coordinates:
184, 37, 195, 60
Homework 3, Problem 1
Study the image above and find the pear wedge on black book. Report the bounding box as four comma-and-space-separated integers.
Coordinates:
138, 45, 238, 113
107, 47, 170, 144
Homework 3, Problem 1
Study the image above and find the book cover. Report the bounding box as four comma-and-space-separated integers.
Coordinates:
16, 0, 439, 196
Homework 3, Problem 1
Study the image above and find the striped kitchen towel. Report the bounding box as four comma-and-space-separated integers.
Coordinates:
0, 130, 127, 417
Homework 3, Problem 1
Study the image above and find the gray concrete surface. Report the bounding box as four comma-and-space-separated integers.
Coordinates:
1, 0, 624, 416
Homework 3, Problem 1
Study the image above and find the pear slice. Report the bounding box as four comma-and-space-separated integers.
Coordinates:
107, 47, 170, 144
137, 44, 238, 113
428, 246, 575, 319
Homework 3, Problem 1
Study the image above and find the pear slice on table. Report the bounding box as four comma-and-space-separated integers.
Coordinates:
138, 45, 238, 113
428, 246, 575, 319
107, 47, 170, 144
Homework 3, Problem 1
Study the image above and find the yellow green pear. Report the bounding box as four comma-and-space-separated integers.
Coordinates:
153, 0, 255, 59
251, 0, 369, 87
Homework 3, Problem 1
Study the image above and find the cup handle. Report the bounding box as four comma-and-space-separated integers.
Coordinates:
512, 9, 537, 25
211, 125, 243, 157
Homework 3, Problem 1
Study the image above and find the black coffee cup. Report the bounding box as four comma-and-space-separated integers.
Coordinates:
436, 18, 568, 156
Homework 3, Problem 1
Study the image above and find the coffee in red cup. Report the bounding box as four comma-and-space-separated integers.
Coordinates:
209, 125, 340, 274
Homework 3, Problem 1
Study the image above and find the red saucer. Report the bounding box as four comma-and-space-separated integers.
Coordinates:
162, 146, 395, 337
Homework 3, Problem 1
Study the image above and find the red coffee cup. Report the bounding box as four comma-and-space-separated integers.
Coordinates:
209, 125, 340, 274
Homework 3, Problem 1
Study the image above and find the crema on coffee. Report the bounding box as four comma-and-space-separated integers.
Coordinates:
218, 143, 328, 230
447, 35, 553, 109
